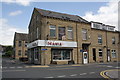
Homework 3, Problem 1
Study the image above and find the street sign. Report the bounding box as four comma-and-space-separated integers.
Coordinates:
80, 50, 83, 52
41, 49, 47, 50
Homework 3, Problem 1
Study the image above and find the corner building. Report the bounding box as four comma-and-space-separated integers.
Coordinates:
27, 8, 119, 65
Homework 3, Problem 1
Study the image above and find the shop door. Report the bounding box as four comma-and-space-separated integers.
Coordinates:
83, 52, 88, 64
93, 48, 96, 62
107, 49, 111, 62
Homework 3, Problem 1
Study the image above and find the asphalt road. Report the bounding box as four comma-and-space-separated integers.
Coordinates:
1, 57, 120, 79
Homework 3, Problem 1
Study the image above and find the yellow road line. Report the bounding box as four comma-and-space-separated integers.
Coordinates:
25, 66, 49, 68
100, 69, 120, 80
48, 68, 75, 70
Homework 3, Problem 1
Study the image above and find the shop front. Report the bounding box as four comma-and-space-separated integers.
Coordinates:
27, 40, 77, 65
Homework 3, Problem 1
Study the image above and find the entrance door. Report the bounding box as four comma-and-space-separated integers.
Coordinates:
83, 52, 88, 64
107, 49, 110, 62
93, 48, 96, 62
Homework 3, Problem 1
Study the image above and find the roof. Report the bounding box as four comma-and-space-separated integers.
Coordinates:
35, 8, 89, 24
14, 32, 28, 41
91, 21, 115, 28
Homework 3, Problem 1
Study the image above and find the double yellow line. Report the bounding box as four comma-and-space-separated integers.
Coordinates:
100, 69, 120, 80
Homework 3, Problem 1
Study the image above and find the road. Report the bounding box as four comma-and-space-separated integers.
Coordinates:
1, 57, 120, 80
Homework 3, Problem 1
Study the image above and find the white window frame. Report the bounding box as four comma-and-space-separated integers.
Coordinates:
67, 27, 73, 39
49, 25, 56, 37
112, 37, 115, 44
82, 29, 87, 40
99, 49, 103, 57
111, 50, 116, 58
98, 35, 102, 44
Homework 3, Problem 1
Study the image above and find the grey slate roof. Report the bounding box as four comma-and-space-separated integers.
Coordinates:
14, 32, 28, 41
35, 8, 89, 23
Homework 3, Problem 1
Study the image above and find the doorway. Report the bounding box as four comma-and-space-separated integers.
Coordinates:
93, 48, 96, 62
107, 49, 111, 62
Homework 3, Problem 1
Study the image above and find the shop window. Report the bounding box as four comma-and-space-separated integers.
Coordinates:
49, 25, 56, 37
34, 48, 39, 60
112, 50, 116, 58
18, 50, 21, 56
82, 29, 87, 40
52, 50, 71, 60
58, 27, 66, 40
18, 41, 22, 47
112, 37, 115, 44
98, 35, 102, 44
99, 49, 103, 57
67, 27, 73, 39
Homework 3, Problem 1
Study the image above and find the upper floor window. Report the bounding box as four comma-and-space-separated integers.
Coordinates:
18, 50, 21, 56
99, 49, 103, 57
25, 42, 27, 47
49, 25, 56, 37
58, 27, 66, 40
111, 50, 116, 58
112, 37, 115, 44
18, 41, 22, 47
82, 29, 87, 40
25, 50, 27, 56
67, 27, 73, 39
98, 35, 102, 44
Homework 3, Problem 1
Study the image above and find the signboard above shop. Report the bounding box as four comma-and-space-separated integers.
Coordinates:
27, 40, 77, 48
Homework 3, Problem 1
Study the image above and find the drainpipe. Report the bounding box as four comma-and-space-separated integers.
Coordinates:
76, 22, 78, 64
106, 29, 108, 62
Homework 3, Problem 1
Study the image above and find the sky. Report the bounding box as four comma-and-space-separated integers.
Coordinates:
0, 0, 119, 46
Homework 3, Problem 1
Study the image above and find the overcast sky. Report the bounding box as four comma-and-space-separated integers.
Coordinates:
0, 0, 119, 45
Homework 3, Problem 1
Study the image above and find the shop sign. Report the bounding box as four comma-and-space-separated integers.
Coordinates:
47, 42, 62, 46
41, 49, 47, 50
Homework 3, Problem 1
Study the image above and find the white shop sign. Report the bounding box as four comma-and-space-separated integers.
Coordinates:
27, 40, 77, 48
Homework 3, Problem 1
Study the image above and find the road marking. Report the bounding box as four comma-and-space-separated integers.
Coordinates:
49, 68, 75, 70
107, 66, 112, 67
115, 67, 120, 68
89, 72, 95, 74
58, 75, 66, 78
17, 67, 23, 68
44, 77, 54, 78
25, 65, 49, 68
9, 67, 15, 68
3, 70, 26, 72
70, 74, 77, 76
80, 73, 87, 75
2, 67, 7, 69
100, 69, 120, 79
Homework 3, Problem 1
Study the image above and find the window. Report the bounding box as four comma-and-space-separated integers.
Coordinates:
67, 27, 73, 39
25, 42, 27, 47
82, 29, 87, 40
98, 35, 102, 44
112, 50, 116, 58
18, 50, 21, 56
25, 50, 27, 56
99, 49, 103, 57
34, 48, 39, 60
18, 41, 22, 47
58, 27, 66, 40
112, 37, 115, 44
49, 25, 56, 37
52, 50, 71, 60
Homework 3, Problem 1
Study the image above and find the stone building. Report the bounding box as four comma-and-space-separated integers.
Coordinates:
27, 8, 120, 65
13, 32, 28, 59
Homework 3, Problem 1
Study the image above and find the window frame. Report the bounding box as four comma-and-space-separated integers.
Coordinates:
82, 29, 87, 40
67, 27, 73, 40
98, 49, 103, 57
49, 25, 56, 38
18, 50, 21, 56
98, 35, 102, 44
111, 50, 116, 58
112, 37, 115, 44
